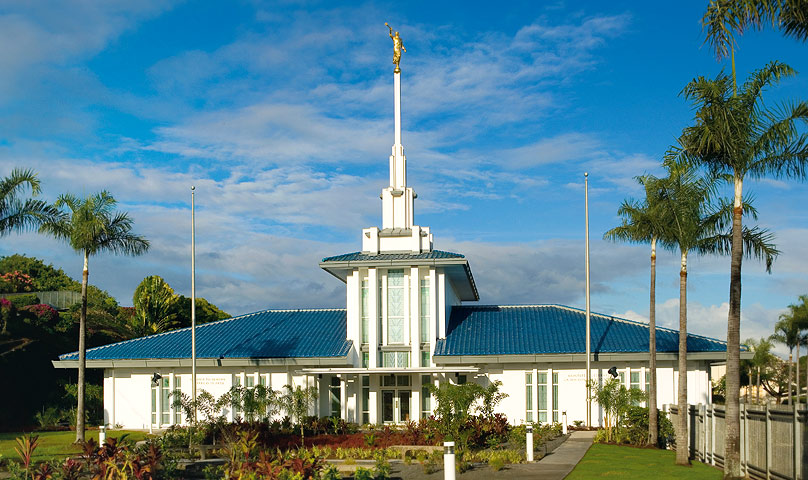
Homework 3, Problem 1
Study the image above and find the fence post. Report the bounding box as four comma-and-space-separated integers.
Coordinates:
711, 404, 716, 466
740, 403, 746, 477
702, 404, 707, 462
765, 403, 771, 480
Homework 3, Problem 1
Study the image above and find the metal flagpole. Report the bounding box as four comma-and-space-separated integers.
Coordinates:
585, 173, 592, 427
191, 186, 197, 424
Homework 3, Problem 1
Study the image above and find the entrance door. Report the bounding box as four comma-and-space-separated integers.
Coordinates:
382, 390, 395, 423
398, 391, 411, 422
381, 389, 412, 423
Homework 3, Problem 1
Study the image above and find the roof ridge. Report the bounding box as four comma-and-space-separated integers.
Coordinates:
452, 304, 728, 346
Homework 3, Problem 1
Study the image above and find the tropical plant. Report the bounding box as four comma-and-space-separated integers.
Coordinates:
604, 174, 671, 446
670, 61, 805, 475
657, 164, 777, 465
587, 378, 646, 443
744, 337, 775, 404
40, 191, 149, 442
0, 168, 60, 238
771, 312, 808, 404
281, 384, 319, 446
130, 275, 179, 337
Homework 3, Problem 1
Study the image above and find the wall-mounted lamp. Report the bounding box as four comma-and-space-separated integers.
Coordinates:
607, 366, 618, 378
151, 373, 162, 386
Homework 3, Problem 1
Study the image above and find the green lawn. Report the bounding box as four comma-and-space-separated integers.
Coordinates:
0, 430, 151, 464
566, 444, 723, 479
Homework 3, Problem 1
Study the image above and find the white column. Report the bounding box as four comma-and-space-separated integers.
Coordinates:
438, 271, 446, 339
428, 268, 437, 359
547, 368, 554, 422
369, 268, 379, 368
369, 375, 378, 424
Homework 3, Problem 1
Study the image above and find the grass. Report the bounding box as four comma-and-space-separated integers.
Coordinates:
0, 430, 151, 464
566, 444, 722, 479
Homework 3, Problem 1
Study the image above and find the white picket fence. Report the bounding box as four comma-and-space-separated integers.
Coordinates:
667, 403, 807, 480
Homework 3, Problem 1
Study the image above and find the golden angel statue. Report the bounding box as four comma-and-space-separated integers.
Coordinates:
385, 23, 406, 73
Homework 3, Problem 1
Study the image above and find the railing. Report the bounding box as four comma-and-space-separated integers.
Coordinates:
667, 403, 807, 480
0, 290, 82, 310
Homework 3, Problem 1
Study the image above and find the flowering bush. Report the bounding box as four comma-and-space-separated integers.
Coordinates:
0, 297, 14, 333
22, 303, 60, 328
0, 271, 34, 293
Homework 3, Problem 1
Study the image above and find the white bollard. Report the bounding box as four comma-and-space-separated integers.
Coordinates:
444, 441, 456, 480
562, 412, 568, 435
98, 425, 106, 445
526, 425, 534, 462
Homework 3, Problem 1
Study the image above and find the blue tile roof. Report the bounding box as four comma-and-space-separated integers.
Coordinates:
322, 250, 465, 262
59, 309, 351, 361
433, 305, 728, 356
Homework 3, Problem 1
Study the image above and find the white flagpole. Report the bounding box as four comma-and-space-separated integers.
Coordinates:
191, 186, 197, 424
585, 173, 592, 427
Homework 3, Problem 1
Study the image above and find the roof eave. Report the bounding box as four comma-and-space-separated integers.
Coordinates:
53, 355, 352, 369
319, 257, 479, 301
433, 351, 739, 364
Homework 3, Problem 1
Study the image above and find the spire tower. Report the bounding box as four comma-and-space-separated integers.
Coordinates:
362, 26, 433, 254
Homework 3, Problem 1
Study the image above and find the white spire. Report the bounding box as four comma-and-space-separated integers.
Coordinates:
382, 69, 414, 230
363, 67, 433, 254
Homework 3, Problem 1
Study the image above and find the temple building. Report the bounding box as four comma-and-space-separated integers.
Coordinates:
53, 48, 737, 430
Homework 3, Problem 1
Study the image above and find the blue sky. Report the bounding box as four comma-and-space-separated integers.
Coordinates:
1, 1, 807, 353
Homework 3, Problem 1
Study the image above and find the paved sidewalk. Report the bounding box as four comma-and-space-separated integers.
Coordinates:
531, 430, 596, 479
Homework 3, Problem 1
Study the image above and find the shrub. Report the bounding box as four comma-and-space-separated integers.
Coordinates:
488, 455, 505, 471
8, 293, 39, 309
620, 406, 675, 449
354, 466, 374, 480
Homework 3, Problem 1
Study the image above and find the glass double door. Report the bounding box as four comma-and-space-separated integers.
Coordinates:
381, 389, 411, 424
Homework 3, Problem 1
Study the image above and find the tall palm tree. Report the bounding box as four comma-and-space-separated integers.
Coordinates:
0, 168, 60, 237
657, 164, 777, 465
772, 315, 803, 404
604, 174, 670, 446
41, 191, 149, 442
672, 62, 806, 477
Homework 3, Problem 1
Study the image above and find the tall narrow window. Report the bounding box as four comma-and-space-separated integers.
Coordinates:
420, 279, 430, 343
630, 370, 641, 406
387, 270, 405, 343
537, 372, 548, 423
362, 376, 370, 424
361, 279, 369, 344
173, 376, 182, 425
421, 375, 431, 418
525, 372, 534, 423
330, 377, 341, 417
421, 351, 430, 367
552, 372, 559, 423
151, 382, 157, 425
362, 352, 369, 368
161, 377, 170, 425
645, 371, 650, 393
232, 376, 241, 420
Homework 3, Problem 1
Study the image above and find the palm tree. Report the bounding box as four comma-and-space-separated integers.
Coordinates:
744, 337, 775, 404
604, 174, 670, 446
672, 62, 807, 477
131, 275, 179, 337
703, 0, 808, 83
772, 315, 803, 404
657, 164, 777, 465
40, 191, 149, 442
0, 168, 60, 237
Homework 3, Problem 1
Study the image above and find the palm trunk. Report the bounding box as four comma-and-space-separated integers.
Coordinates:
75, 251, 88, 443
724, 175, 743, 479
786, 351, 793, 405
795, 344, 800, 406
676, 250, 690, 466
649, 237, 658, 447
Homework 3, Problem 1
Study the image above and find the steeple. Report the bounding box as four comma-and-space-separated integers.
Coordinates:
362, 28, 433, 255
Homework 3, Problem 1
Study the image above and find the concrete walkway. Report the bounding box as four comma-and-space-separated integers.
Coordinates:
531, 430, 596, 479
